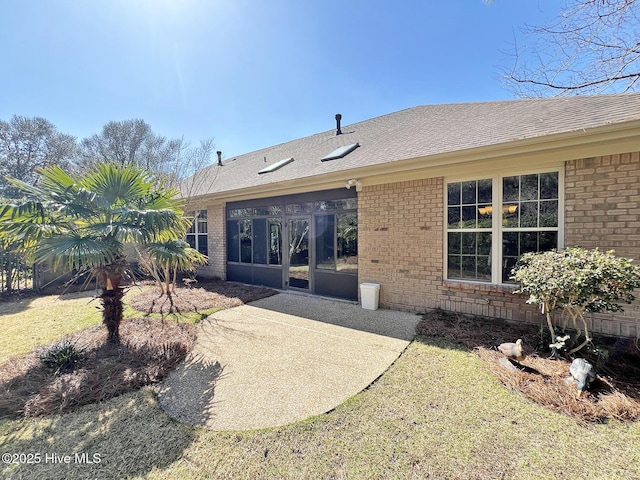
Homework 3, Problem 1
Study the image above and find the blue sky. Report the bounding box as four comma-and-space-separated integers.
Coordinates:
0, 1, 561, 158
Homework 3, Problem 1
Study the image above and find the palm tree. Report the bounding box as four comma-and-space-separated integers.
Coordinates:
0, 162, 190, 342
138, 239, 207, 295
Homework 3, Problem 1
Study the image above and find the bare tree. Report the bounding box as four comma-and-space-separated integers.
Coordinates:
168, 138, 216, 189
0, 116, 77, 198
78, 119, 184, 177
503, 0, 640, 97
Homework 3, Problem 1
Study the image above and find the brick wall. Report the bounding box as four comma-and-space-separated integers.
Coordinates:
358, 177, 542, 326
198, 203, 226, 280
358, 151, 640, 337
358, 178, 443, 312
565, 151, 640, 337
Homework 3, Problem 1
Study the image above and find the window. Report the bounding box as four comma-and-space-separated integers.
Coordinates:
316, 215, 335, 269
226, 197, 356, 272
186, 210, 208, 256
501, 172, 559, 282
240, 219, 252, 263
268, 219, 283, 265
447, 179, 492, 281
315, 212, 358, 273
336, 213, 358, 272
227, 217, 283, 266
446, 171, 561, 284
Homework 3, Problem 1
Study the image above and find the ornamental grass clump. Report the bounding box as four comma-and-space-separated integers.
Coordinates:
39, 339, 86, 376
511, 247, 640, 355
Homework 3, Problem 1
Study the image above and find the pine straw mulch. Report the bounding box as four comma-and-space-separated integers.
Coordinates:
128, 279, 277, 314
0, 318, 197, 419
416, 309, 640, 424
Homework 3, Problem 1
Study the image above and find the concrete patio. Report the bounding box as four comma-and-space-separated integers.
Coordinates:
157, 292, 420, 431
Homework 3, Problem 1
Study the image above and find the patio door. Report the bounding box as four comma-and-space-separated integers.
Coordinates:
286, 217, 310, 290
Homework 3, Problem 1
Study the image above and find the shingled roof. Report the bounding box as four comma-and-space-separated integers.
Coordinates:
182, 93, 640, 201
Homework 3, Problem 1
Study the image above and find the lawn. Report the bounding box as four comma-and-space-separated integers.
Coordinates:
0, 291, 102, 365
0, 286, 210, 366
1, 288, 639, 479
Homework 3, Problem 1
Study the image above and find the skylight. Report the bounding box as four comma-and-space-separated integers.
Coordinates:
321, 143, 360, 162
258, 157, 294, 174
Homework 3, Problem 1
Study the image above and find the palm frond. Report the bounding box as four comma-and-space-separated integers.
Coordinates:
111, 207, 189, 241
1, 161, 189, 278
143, 239, 207, 271
81, 163, 151, 206
35, 235, 122, 271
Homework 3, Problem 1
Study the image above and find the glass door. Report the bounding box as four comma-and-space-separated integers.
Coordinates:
287, 217, 310, 290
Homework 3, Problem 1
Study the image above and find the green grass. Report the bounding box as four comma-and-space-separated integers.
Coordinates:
122, 303, 222, 324
0, 292, 102, 365
1, 336, 639, 479
0, 288, 217, 366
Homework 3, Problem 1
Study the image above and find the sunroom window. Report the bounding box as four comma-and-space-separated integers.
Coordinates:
446, 171, 560, 284
227, 207, 283, 266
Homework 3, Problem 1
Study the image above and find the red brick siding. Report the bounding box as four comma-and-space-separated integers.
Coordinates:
358, 178, 443, 312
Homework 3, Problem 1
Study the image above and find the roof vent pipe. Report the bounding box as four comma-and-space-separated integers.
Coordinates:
216, 151, 223, 166
335, 114, 342, 135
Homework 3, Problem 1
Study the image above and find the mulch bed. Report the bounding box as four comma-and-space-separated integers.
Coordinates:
0, 318, 197, 419
416, 309, 640, 423
128, 279, 277, 314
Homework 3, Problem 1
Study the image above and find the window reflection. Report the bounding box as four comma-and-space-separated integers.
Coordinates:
337, 213, 357, 272
447, 171, 559, 284
268, 219, 282, 265
240, 219, 252, 263
502, 173, 558, 228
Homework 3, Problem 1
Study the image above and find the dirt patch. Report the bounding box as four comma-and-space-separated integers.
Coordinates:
416, 309, 640, 423
0, 318, 196, 419
128, 279, 277, 314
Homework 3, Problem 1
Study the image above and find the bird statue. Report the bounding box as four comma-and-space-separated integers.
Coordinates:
569, 358, 596, 397
498, 339, 525, 361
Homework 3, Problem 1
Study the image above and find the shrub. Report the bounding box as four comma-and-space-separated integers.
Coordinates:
39, 339, 86, 375
511, 247, 640, 355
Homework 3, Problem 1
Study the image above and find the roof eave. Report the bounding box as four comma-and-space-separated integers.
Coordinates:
186, 119, 640, 207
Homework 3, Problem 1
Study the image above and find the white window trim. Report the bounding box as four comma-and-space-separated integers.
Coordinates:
443, 166, 565, 286
187, 209, 208, 255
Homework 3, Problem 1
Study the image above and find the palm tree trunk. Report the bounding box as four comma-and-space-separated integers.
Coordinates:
101, 287, 124, 343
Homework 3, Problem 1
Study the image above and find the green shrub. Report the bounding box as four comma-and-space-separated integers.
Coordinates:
511, 247, 640, 355
39, 339, 86, 375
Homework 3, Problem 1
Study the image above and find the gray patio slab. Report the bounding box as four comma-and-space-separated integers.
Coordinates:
157, 292, 420, 431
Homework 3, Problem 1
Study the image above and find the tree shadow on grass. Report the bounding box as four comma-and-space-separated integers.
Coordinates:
0, 388, 195, 479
